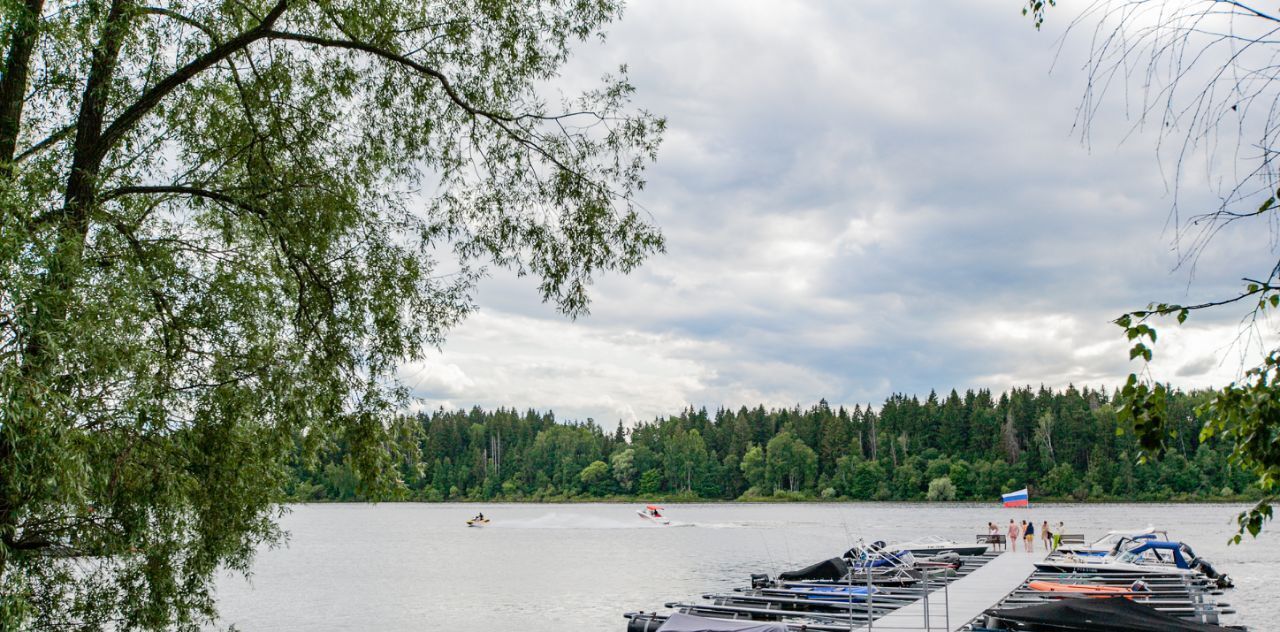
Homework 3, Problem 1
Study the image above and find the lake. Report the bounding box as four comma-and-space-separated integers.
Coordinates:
212, 502, 1277, 631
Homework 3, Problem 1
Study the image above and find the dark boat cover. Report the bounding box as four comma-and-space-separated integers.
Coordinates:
655, 613, 786, 632
777, 557, 848, 581
987, 597, 1232, 631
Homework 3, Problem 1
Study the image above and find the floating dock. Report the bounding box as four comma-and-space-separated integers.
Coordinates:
623, 542, 1240, 631
866, 550, 1045, 631
625, 549, 1017, 631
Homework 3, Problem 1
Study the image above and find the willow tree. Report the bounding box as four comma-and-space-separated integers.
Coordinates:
0, 0, 663, 627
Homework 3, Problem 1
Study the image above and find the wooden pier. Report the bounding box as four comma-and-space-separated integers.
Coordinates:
856, 550, 1046, 631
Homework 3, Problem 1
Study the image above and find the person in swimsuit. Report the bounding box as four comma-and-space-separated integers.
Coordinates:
1041, 520, 1052, 549
1025, 520, 1035, 551
1008, 519, 1019, 552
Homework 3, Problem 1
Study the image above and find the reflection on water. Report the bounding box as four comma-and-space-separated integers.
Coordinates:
212, 502, 1277, 631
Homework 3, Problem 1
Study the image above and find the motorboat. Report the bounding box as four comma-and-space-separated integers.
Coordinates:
637, 505, 670, 525
1028, 580, 1133, 597
1036, 540, 1231, 587
984, 596, 1238, 632
1056, 526, 1168, 556
466, 516, 489, 528
881, 535, 989, 556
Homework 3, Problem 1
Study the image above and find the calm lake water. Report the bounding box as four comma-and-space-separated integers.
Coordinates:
212, 502, 1277, 631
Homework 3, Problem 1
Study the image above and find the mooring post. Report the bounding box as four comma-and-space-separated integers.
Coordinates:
866, 564, 874, 631
847, 559, 854, 631
921, 569, 931, 631
943, 570, 950, 631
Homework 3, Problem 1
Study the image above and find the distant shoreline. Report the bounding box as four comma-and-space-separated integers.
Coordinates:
285, 496, 1258, 505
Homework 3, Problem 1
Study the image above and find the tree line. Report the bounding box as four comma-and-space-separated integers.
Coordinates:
287, 385, 1259, 503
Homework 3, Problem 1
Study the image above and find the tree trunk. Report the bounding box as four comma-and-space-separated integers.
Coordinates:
5, 0, 133, 584
27, 0, 131, 362
0, 0, 48, 588
0, 0, 45, 165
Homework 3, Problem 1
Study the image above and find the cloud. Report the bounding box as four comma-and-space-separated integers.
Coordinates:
407, 0, 1280, 422
1176, 355, 1220, 378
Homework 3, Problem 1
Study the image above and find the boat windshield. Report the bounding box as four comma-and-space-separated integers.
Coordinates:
1116, 545, 1177, 566
1089, 527, 1166, 549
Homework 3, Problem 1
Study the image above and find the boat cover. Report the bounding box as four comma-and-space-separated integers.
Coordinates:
656, 613, 786, 632
987, 597, 1232, 631
778, 557, 848, 581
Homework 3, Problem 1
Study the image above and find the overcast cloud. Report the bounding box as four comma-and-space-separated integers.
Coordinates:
402, 0, 1280, 423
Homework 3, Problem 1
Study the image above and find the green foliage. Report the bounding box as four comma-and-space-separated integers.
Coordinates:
1200, 351, 1280, 540
765, 431, 817, 493
740, 445, 766, 490
578, 460, 610, 495
290, 388, 1256, 511
638, 469, 662, 495
1022, 0, 1056, 30
610, 448, 637, 492
1116, 302, 1279, 540
926, 476, 956, 501
0, 0, 664, 628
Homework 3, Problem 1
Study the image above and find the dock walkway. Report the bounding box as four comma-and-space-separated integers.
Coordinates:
862, 550, 1046, 631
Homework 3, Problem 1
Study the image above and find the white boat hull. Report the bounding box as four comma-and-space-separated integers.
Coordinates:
636, 510, 670, 525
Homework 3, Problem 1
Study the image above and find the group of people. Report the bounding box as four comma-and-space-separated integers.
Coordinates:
986, 519, 1064, 551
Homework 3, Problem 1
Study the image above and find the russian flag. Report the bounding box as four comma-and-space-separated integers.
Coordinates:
1001, 488, 1029, 508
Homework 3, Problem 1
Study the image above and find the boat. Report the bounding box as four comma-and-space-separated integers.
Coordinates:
466, 516, 489, 527
1028, 580, 1132, 597
1035, 540, 1231, 586
778, 584, 878, 601
881, 535, 989, 556
1056, 526, 1168, 556
984, 595, 1236, 631
637, 505, 670, 525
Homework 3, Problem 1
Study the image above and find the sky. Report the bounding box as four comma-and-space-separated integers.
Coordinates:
401, 0, 1280, 424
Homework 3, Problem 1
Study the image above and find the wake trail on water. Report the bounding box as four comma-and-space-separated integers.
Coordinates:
486, 512, 678, 529
481, 513, 768, 530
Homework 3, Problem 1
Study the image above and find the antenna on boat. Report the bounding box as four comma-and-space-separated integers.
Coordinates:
757, 530, 779, 579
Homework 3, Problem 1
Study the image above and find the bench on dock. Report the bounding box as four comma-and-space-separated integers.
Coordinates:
978, 534, 1007, 550
1057, 533, 1085, 545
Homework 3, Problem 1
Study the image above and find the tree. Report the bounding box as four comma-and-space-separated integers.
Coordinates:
834, 455, 884, 500
610, 448, 637, 492
0, 1, 664, 627
579, 460, 611, 495
740, 444, 766, 492
638, 468, 663, 495
663, 428, 708, 492
1026, 0, 1280, 538
765, 431, 817, 493
927, 476, 956, 501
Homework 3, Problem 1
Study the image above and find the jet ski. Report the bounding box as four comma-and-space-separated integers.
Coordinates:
466, 516, 490, 527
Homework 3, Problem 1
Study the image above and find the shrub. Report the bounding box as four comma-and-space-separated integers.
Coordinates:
927, 476, 956, 501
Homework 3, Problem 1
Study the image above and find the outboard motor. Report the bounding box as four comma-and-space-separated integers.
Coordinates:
625, 612, 664, 632
1190, 557, 1233, 587
931, 551, 961, 568
1190, 557, 1217, 578
751, 573, 770, 589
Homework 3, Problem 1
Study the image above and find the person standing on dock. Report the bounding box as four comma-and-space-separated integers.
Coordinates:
1041, 520, 1052, 550
1009, 519, 1020, 551
1024, 520, 1035, 551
